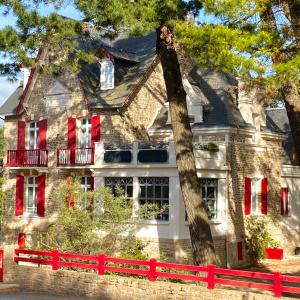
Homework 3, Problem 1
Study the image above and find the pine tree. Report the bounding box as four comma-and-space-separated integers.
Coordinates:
174, 0, 300, 162
0, 1, 217, 265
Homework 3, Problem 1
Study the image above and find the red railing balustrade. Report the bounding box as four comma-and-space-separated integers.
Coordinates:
57, 148, 94, 166
14, 248, 300, 298
7, 149, 48, 167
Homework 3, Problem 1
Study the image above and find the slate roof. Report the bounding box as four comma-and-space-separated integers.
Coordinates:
0, 31, 157, 115
150, 69, 252, 131
77, 32, 157, 108
0, 85, 23, 116
266, 108, 293, 164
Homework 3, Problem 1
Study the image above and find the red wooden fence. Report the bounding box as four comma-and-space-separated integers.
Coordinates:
0, 249, 3, 282
14, 249, 300, 298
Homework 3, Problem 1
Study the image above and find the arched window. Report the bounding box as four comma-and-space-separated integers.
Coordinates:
100, 59, 114, 90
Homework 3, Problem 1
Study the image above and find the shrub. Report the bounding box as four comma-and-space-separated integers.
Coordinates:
244, 216, 279, 265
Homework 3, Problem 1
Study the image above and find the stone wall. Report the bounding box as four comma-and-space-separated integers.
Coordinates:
2, 246, 295, 300
226, 132, 296, 266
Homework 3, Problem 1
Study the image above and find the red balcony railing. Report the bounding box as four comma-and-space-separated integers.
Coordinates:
57, 148, 94, 166
7, 149, 48, 167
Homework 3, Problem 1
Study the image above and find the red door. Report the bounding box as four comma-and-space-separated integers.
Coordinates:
0, 249, 3, 282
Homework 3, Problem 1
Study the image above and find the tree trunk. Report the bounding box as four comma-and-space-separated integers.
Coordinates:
287, 0, 300, 49
261, 4, 300, 163
282, 81, 300, 164
156, 25, 216, 266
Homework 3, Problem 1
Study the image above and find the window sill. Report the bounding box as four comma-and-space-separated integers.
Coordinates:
19, 214, 39, 220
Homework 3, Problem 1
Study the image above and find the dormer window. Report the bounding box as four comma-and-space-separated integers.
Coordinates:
100, 59, 114, 90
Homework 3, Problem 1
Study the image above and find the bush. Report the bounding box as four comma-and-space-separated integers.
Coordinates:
244, 217, 279, 265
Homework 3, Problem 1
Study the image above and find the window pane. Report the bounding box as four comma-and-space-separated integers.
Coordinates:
138, 177, 169, 221
200, 178, 218, 220
105, 177, 133, 199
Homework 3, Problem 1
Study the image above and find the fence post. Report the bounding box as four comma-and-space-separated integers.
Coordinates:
98, 253, 105, 276
274, 272, 282, 298
52, 249, 59, 271
148, 258, 157, 282
207, 264, 215, 289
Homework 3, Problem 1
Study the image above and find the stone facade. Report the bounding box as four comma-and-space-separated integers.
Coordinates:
1, 39, 300, 272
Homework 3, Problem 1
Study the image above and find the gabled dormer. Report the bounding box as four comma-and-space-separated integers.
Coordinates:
44, 81, 72, 111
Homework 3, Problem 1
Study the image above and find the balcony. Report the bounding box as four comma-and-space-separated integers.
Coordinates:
57, 148, 94, 167
7, 149, 48, 167
96, 141, 176, 167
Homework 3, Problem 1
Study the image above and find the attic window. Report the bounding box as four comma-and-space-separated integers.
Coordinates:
100, 59, 114, 90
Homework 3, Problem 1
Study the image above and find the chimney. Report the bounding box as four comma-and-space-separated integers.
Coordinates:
238, 80, 266, 128
20, 68, 31, 90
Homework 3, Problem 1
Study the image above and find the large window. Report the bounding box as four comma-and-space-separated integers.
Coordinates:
139, 177, 169, 221
200, 178, 218, 220
26, 177, 37, 214
81, 176, 92, 192
79, 119, 91, 148
105, 177, 133, 199
28, 122, 39, 149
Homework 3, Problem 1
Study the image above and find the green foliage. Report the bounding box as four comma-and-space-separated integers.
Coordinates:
207, 142, 219, 152
244, 217, 279, 265
35, 177, 164, 257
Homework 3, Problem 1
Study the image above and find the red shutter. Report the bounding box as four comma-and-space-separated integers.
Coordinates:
17, 121, 26, 150
280, 187, 289, 216
37, 175, 46, 217
91, 115, 101, 147
261, 178, 268, 215
38, 119, 47, 150
90, 176, 94, 191
244, 177, 251, 215
285, 188, 289, 215
15, 175, 24, 216
237, 241, 243, 261
68, 118, 76, 164
18, 233, 26, 249
68, 118, 76, 149
280, 187, 284, 215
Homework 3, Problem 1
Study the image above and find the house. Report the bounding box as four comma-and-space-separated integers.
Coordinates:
0, 28, 299, 268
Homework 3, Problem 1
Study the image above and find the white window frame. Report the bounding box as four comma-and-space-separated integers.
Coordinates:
25, 176, 37, 216
104, 177, 133, 200
250, 177, 264, 215
27, 122, 39, 150
200, 178, 218, 220
100, 59, 114, 90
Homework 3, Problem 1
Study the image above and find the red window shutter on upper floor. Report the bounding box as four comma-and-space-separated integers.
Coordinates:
38, 119, 47, 150
15, 175, 24, 216
261, 178, 268, 215
37, 175, 46, 217
18, 233, 26, 249
91, 115, 101, 147
244, 177, 251, 215
17, 121, 26, 150
68, 117, 76, 149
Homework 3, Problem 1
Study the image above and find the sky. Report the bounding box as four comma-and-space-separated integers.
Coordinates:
0, 3, 83, 109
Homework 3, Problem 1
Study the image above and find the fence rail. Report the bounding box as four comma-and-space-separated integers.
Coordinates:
57, 148, 94, 166
7, 149, 48, 167
14, 248, 300, 298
